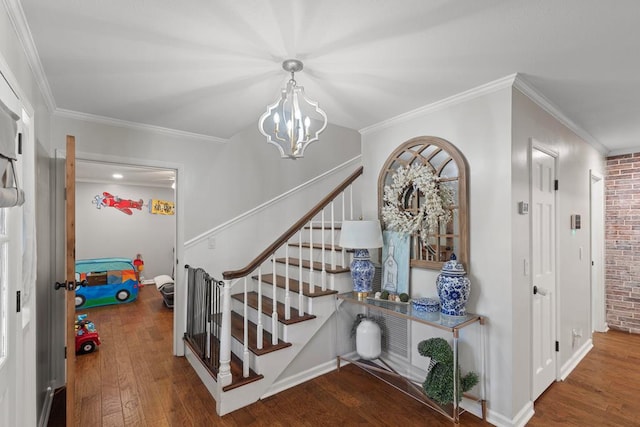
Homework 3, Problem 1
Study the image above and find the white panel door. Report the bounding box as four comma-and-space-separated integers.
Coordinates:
0, 208, 20, 427
531, 147, 557, 401
0, 79, 23, 427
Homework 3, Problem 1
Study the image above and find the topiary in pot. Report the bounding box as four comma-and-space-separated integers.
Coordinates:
417, 337, 479, 406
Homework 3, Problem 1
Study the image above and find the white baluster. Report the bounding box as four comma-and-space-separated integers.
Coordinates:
341, 192, 346, 267
309, 219, 314, 294
331, 201, 336, 270
218, 280, 233, 388
321, 208, 327, 291
242, 277, 249, 378
272, 254, 279, 345
257, 267, 263, 350
298, 230, 305, 316
349, 184, 354, 220
285, 244, 291, 320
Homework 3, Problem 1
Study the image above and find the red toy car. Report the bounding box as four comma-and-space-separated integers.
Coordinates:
75, 314, 101, 354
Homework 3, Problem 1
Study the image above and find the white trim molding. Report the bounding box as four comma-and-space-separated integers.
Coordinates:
560, 338, 593, 381
360, 72, 610, 157
514, 75, 608, 155
2, 0, 56, 112
606, 147, 640, 157
359, 74, 518, 135
55, 108, 229, 144
261, 359, 337, 399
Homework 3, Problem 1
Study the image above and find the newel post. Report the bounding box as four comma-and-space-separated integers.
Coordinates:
218, 279, 233, 388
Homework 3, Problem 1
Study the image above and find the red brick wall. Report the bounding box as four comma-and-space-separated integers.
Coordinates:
606, 153, 640, 333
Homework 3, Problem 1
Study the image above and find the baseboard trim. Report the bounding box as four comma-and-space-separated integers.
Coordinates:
485, 400, 534, 427
261, 359, 338, 399
38, 386, 54, 427
560, 338, 593, 381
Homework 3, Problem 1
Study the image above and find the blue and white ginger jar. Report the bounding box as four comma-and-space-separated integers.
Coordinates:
436, 254, 470, 317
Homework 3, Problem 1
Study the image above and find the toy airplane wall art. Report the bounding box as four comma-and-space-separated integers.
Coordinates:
93, 192, 144, 215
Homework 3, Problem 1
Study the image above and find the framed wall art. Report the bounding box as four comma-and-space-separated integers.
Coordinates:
381, 230, 410, 295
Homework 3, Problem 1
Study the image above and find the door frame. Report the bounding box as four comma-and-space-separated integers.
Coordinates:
1, 51, 37, 426
590, 170, 607, 333
56, 150, 185, 355
529, 139, 561, 400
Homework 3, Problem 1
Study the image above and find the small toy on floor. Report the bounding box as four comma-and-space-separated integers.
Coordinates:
75, 314, 101, 354
133, 253, 145, 284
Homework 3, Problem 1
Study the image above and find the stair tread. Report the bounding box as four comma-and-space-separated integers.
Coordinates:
183, 334, 263, 392
231, 292, 316, 325
256, 272, 338, 297
304, 224, 342, 230
274, 257, 349, 274
288, 242, 345, 251
223, 348, 264, 392
230, 311, 292, 356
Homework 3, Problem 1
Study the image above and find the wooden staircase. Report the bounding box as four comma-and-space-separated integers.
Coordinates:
183, 167, 363, 415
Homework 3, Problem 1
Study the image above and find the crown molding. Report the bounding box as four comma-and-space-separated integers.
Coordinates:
3, 0, 56, 113
604, 147, 640, 157
54, 108, 229, 144
513, 74, 608, 155
359, 74, 518, 135
360, 72, 609, 156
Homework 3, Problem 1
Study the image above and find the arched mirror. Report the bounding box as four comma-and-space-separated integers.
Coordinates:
378, 136, 469, 269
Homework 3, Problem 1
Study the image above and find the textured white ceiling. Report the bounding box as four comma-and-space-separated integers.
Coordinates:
18, 0, 640, 154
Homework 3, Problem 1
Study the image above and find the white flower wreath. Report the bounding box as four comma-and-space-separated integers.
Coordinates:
381, 163, 454, 243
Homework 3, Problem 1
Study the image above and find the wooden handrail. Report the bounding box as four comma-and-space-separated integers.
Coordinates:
223, 166, 363, 280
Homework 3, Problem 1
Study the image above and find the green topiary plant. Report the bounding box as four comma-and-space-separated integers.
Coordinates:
417, 337, 479, 406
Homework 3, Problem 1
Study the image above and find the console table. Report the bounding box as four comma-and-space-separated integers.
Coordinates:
336, 292, 486, 424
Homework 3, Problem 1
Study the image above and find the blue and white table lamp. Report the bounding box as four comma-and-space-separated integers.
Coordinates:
339, 220, 383, 299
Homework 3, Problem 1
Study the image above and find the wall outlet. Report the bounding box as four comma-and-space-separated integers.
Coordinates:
571, 328, 583, 348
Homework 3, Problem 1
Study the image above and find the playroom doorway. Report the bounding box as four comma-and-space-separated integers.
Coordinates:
76, 160, 177, 278
74, 158, 179, 331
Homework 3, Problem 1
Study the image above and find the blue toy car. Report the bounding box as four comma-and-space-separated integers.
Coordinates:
75, 258, 139, 309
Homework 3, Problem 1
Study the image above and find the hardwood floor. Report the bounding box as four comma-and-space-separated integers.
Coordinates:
56, 286, 640, 426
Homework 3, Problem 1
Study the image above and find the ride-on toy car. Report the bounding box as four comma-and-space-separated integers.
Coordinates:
75, 314, 101, 354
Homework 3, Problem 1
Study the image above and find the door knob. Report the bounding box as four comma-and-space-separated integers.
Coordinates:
54, 280, 87, 291
533, 285, 548, 296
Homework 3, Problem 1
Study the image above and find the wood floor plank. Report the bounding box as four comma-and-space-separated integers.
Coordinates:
65, 285, 640, 427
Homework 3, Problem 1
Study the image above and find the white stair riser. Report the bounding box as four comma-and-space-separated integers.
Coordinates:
230, 297, 281, 336
271, 264, 327, 288
298, 228, 342, 244
285, 246, 350, 267
230, 337, 258, 372
229, 293, 336, 332
259, 281, 351, 309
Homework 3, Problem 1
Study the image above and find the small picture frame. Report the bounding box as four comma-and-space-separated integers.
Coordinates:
381, 230, 410, 295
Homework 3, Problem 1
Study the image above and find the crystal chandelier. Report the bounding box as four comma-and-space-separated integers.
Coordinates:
258, 59, 328, 159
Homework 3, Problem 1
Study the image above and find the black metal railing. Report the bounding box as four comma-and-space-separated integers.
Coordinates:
184, 265, 223, 375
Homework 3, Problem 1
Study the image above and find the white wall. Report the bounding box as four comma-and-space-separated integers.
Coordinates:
360, 79, 606, 425
184, 157, 362, 279
76, 181, 175, 279
51, 116, 361, 242
361, 85, 514, 421
1, 4, 58, 423
511, 87, 605, 414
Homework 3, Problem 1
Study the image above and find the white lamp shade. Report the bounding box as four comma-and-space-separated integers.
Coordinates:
339, 220, 383, 249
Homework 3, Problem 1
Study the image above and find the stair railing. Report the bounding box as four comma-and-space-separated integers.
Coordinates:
216, 166, 363, 387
